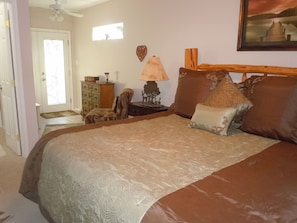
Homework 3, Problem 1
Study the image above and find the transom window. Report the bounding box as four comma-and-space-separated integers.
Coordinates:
92, 22, 124, 40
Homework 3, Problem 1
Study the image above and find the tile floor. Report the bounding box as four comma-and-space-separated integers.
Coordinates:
38, 114, 84, 137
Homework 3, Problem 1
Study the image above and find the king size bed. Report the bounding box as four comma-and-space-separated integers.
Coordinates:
19, 49, 297, 222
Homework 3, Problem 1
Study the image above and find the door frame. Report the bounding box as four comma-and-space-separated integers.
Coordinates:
31, 28, 73, 114
0, 0, 21, 155
1, 0, 39, 157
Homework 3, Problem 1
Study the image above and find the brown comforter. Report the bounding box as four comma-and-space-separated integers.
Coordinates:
141, 141, 297, 223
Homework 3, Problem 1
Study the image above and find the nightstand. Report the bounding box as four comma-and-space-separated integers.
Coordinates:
128, 102, 169, 116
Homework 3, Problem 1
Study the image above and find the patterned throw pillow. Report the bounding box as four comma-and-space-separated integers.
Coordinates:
174, 68, 228, 118
189, 104, 237, 136
202, 74, 253, 122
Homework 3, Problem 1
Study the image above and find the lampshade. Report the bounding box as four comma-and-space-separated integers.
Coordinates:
140, 56, 169, 81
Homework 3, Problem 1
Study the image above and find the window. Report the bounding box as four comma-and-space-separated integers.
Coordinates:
92, 22, 124, 40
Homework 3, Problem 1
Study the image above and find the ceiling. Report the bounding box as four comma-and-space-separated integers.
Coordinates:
28, 0, 110, 11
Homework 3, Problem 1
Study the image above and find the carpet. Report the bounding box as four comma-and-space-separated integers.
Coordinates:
42, 123, 83, 136
40, 110, 80, 119
0, 145, 6, 158
0, 193, 47, 223
0, 138, 47, 223
0, 211, 11, 223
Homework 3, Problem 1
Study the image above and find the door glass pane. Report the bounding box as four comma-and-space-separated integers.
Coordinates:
43, 39, 66, 105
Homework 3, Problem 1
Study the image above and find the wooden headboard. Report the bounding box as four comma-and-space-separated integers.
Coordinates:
184, 48, 297, 81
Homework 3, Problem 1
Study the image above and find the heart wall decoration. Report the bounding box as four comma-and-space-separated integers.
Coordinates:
136, 45, 147, 62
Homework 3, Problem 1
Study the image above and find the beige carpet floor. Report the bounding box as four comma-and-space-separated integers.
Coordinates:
0, 114, 83, 222
0, 129, 47, 223
0, 145, 6, 158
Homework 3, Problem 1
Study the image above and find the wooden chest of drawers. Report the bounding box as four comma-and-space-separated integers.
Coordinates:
81, 81, 115, 118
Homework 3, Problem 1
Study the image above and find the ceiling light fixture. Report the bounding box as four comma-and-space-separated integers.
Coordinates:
49, 10, 64, 22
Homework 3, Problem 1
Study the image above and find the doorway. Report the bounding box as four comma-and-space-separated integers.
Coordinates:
31, 29, 72, 113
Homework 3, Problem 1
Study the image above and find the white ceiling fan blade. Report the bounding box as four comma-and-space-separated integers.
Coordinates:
63, 9, 84, 18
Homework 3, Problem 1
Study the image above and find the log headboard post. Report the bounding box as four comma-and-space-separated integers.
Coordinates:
185, 48, 198, 70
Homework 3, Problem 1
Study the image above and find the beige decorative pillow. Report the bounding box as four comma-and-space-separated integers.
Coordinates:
189, 104, 237, 136
202, 74, 253, 122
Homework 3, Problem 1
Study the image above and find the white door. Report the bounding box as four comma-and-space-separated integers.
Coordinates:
32, 30, 72, 113
0, 1, 21, 155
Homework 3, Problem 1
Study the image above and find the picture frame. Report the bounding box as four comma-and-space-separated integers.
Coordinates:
237, 0, 297, 51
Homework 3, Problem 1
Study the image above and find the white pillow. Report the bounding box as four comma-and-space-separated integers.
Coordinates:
189, 104, 237, 136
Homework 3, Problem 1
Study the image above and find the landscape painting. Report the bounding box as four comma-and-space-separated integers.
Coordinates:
237, 0, 297, 51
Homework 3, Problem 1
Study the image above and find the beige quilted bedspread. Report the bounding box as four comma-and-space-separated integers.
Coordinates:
38, 114, 278, 223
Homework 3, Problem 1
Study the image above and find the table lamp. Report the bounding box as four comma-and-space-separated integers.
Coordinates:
139, 56, 169, 105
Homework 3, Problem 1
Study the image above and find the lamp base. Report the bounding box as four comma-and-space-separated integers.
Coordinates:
142, 81, 161, 105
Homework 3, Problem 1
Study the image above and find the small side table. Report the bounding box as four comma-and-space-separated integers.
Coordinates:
128, 102, 169, 116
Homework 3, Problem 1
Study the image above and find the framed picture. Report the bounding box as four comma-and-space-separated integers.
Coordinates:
237, 0, 297, 51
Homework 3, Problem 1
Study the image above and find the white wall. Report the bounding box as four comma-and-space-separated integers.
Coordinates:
72, 0, 297, 107
29, 0, 297, 108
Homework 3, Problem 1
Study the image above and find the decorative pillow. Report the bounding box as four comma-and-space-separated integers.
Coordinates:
241, 76, 297, 144
202, 74, 253, 122
241, 75, 267, 99
189, 104, 237, 136
174, 68, 228, 118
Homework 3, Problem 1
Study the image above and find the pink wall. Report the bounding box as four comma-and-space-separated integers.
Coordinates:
11, 0, 39, 157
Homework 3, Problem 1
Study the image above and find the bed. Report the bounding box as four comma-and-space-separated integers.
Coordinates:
19, 48, 297, 223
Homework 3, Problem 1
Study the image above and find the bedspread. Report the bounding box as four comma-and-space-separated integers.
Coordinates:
20, 110, 171, 203
141, 141, 297, 223
37, 114, 279, 223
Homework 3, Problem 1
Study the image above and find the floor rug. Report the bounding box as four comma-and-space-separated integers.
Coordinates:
42, 123, 83, 136
40, 110, 80, 119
